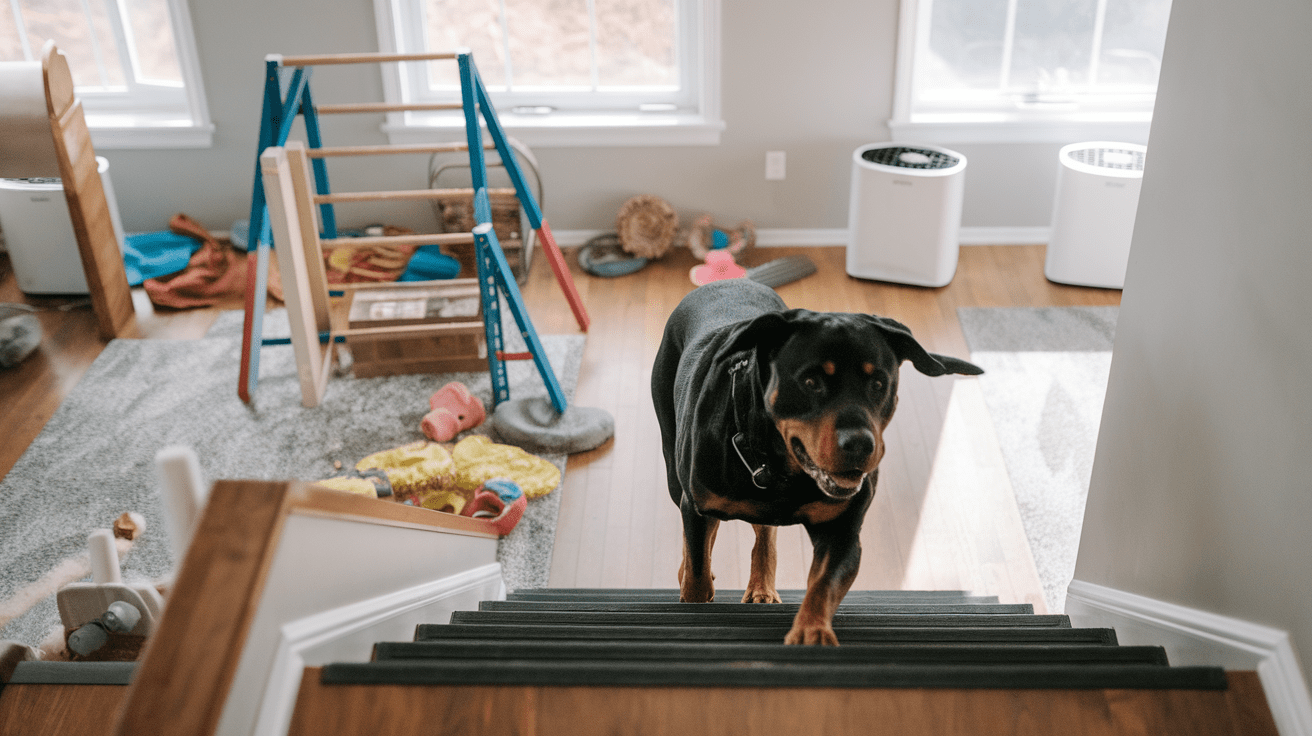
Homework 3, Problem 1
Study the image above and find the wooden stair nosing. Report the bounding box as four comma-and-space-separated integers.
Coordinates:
414, 624, 1120, 645
319, 660, 1229, 691
479, 601, 1033, 615
373, 641, 1171, 666
448, 611, 1069, 628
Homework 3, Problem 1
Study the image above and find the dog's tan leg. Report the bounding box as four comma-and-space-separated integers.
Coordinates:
678, 502, 718, 603
785, 532, 860, 646
742, 524, 782, 603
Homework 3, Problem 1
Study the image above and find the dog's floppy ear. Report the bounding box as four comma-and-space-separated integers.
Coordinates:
723, 309, 809, 363
863, 315, 984, 377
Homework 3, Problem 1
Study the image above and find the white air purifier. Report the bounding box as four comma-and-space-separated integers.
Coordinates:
1045, 141, 1146, 289
0, 156, 126, 294
846, 143, 967, 287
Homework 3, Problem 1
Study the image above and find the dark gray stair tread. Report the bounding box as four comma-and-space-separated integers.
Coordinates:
508, 589, 987, 603
375, 640, 1168, 666
449, 611, 1067, 628
481, 601, 1031, 615
415, 624, 1118, 645
507, 593, 999, 605
7, 661, 137, 685
321, 660, 1226, 690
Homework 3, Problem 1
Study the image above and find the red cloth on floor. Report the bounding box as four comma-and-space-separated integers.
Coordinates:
143, 214, 282, 308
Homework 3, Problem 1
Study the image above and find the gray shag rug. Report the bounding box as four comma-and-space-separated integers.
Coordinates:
957, 306, 1117, 614
0, 308, 583, 647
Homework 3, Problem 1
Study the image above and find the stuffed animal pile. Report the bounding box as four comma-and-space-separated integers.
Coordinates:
314, 381, 555, 536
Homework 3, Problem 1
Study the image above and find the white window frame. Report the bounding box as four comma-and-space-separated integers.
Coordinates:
372, 0, 723, 147
5, 0, 213, 149
890, 0, 1160, 145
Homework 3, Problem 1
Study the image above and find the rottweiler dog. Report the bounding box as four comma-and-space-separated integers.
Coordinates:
651, 279, 982, 645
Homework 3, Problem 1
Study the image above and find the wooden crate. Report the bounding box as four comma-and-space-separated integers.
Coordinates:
344, 281, 488, 377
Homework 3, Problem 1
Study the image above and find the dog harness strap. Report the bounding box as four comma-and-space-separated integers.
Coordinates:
729, 358, 772, 489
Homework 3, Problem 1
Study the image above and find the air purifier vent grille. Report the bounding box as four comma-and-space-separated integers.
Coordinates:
1066, 147, 1145, 171
860, 146, 960, 170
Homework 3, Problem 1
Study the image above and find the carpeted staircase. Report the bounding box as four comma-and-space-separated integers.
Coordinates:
319, 588, 1224, 691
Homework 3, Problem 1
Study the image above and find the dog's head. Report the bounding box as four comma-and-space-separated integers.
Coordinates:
727, 310, 982, 500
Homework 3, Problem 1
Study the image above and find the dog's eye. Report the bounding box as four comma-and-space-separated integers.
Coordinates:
873, 380, 884, 390
803, 377, 823, 392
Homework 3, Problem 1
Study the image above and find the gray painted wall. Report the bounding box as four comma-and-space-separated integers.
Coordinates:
1074, 0, 1312, 677
95, 0, 1066, 235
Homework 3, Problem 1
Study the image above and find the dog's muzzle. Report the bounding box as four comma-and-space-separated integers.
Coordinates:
790, 437, 868, 499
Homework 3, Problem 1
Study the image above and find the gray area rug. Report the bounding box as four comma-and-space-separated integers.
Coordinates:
957, 306, 1117, 614
0, 308, 583, 647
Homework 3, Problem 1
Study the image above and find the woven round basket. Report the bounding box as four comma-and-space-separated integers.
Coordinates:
615, 195, 678, 259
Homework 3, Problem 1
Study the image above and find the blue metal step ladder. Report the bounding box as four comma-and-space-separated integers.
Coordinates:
240, 50, 584, 413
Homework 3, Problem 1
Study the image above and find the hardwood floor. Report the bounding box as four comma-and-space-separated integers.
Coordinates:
0, 245, 1119, 610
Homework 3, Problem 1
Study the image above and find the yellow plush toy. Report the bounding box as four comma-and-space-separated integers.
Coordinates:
355, 441, 456, 504
451, 435, 560, 499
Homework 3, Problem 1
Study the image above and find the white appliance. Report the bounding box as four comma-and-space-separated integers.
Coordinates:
846, 142, 967, 287
0, 156, 126, 294
1045, 141, 1146, 289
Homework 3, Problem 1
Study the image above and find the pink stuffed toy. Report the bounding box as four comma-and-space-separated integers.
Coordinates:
690, 249, 748, 286
460, 488, 527, 536
421, 381, 486, 442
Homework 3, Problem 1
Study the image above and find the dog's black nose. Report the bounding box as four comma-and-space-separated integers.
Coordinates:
837, 427, 875, 460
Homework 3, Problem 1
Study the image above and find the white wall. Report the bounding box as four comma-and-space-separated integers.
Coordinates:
94, 0, 1067, 235
1074, 0, 1312, 684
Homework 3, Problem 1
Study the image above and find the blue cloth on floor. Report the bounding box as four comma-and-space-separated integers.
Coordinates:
122, 230, 202, 286
398, 245, 461, 281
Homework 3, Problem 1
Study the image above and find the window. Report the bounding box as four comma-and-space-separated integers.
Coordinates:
891, 0, 1172, 143
2, 0, 213, 148
374, 0, 723, 146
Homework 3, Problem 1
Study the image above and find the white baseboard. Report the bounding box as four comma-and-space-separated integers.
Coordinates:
1066, 579, 1312, 736
550, 227, 1047, 248
248, 562, 505, 736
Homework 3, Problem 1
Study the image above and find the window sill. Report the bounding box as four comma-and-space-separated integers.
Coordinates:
889, 113, 1152, 145
382, 111, 725, 148
85, 113, 215, 150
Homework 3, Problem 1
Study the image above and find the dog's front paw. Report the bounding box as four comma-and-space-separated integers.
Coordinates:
680, 575, 715, 603
784, 623, 840, 646
741, 587, 782, 604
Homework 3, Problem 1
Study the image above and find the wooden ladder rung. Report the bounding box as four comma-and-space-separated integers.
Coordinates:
315, 189, 473, 204
307, 143, 493, 158
276, 51, 459, 67
315, 102, 464, 115
319, 233, 475, 250
336, 321, 485, 341
335, 277, 479, 292
315, 187, 517, 204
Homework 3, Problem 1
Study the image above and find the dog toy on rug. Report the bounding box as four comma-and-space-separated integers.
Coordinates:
460, 483, 527, 536
314, 468, 393, 499
422, 381, 486, 442
355, 441, 456, 504
451, 435, 561, 499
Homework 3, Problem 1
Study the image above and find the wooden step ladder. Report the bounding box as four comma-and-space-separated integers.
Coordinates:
240, 50, 589, 411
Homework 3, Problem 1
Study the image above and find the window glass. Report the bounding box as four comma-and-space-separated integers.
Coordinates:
503, 0, 592, 89
122, 0, 182, 85
1097, 0, 1170, 87
923, 0, 1009, 91
911, 0, 1171, 112
410, 0, 690, 107
594, 0, 677, 87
